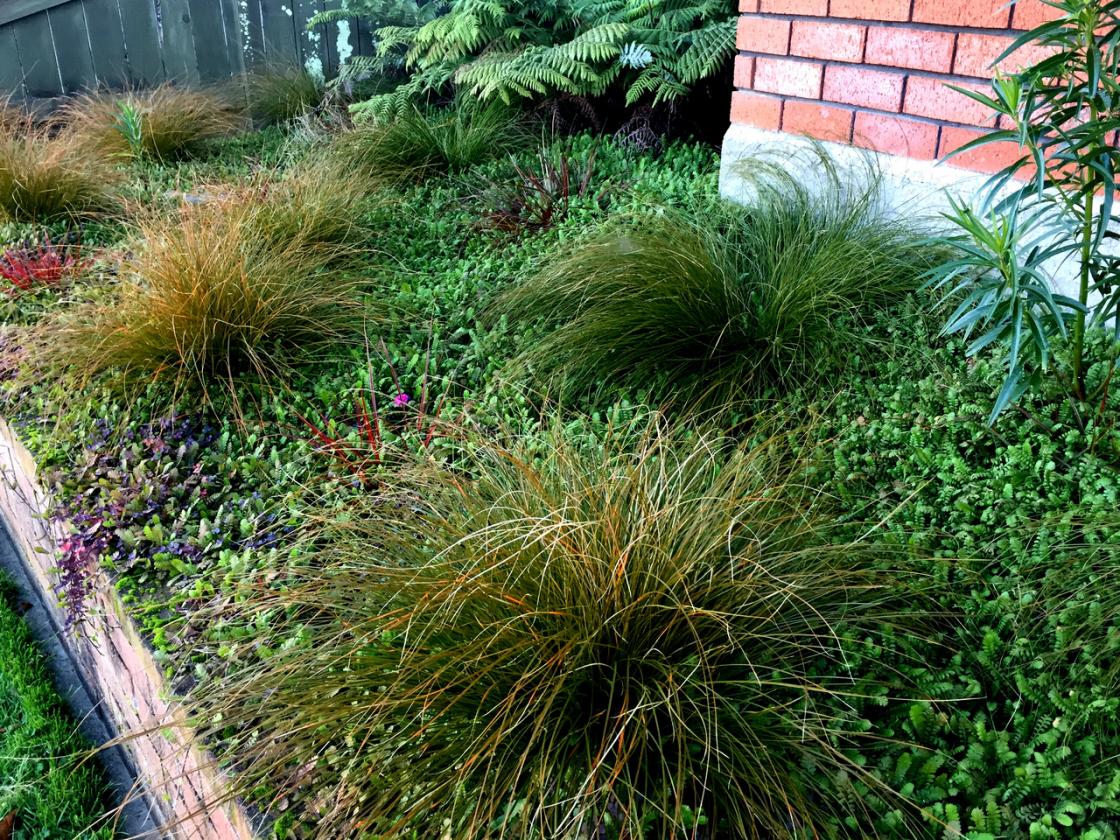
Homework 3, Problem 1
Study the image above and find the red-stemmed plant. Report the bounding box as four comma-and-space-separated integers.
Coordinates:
300, 337, 449, 488
0, 233, 87, 295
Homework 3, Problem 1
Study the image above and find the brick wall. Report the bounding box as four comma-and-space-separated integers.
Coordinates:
730, 0, 1061, 174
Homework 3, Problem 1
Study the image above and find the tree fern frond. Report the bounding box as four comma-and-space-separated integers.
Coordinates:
674, 15, 735, 84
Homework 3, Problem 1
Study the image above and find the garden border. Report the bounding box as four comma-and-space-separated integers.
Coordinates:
0, 418, 255, 840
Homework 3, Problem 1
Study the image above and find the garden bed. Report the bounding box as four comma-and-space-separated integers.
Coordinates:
0, 88, 1118, 838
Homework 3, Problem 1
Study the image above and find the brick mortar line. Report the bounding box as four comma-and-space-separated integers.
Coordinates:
742, 12, 1033, 38
734, 88, 1012, 136
737, 49, 1007, 86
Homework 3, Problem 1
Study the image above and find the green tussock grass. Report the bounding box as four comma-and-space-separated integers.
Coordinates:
241, 65, 325, 126
333, 99, 532, 187
185, 420, 939, 839
494, 150, 940, 403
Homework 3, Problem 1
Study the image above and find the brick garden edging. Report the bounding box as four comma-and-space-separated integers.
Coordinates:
0, 419, 255, 840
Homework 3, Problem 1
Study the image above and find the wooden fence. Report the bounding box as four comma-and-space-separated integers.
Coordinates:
0, 0, 377, 100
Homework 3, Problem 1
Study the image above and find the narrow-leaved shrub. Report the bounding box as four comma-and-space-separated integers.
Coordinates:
243, 65, 325, 126
334, 99, 529, 186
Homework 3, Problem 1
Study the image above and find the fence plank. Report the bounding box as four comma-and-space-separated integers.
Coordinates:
80, 0, 128, 87
0, 28, 25, 98
0, 0, 73, 28
0, 0, 345, 99
185, 0, 233, 82
354, 16, 374, 58
9, 12, 62, 97
320, 0, 344, 77
243, 0, 265, 66
157, 0, 199, 84
46, 2, 95, 92
258, 0, 298, 67
219, 0, 246, 77
293, 0, 323, 76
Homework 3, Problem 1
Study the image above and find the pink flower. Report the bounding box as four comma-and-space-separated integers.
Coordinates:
393, 393, 411, 408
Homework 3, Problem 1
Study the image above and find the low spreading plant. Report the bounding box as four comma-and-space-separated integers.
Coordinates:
188, 422, 934, 838
333, 99, 530, 186
495, 153, 935, 401
61, 84, 242, 161
0, 120, 120, 221
0, 233, 87, 295
46, 196, 365, 396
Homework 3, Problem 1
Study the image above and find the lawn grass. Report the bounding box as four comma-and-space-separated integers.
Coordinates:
0, 575, 115, 838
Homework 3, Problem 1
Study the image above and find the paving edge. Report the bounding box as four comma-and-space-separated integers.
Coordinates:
0, 418, 255, 840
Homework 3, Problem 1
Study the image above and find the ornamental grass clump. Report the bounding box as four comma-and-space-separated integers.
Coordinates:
334, 99, 530, 186
187, 422, 933, 838
243, 65, 324, 126
495, 153, 936, 401
0, 119, 119, 221
48, 196, 364, 394
239, 159, 378, 254
61, 84, 241, 161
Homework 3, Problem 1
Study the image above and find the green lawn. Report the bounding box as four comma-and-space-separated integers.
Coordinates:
0, 575, 115, 839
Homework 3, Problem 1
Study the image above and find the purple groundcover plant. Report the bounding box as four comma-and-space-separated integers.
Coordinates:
50, 415, 285, 627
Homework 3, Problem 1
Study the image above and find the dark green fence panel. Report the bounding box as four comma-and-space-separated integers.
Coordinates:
293, 0, 322, 74
117, 0, 165, 85
80, 0, 129, 88
158, 0, 200, 84
186, 0, 234, 82
257, 0, 300, 67
0, 27, 25, 98
9, 12, 62, 97
46, 3, 95, 91
0, 0, 362, 100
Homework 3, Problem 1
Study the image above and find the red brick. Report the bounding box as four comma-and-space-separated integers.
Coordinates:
737, 15, 791, 55
734, 54, 752, 88
731, 91, 784, 129
1011, 0, 1063, 29
734, 55, 754, 89
760, 0, 827, 12
754, 57, 823, 99
865, 27, 956, 73
823, 65, 904, 112
939, 125, 1028, 173
954, 33, 1055, 77
783, 100, 855, 142
829, 0, 910, 21
739, 0, 759, 10
854, 112, 940, 159
791, 21, 866, 63
904, 76, 997, 127
912, 0, 1012, 27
